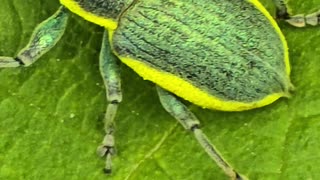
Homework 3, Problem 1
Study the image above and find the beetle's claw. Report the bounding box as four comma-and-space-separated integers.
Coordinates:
235, 173, 244, 180
103, 167, 112, 174
276, 9, 290, 20
103, 152, 113, 174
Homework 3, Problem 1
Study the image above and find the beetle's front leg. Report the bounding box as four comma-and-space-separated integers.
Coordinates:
0, 7, 68, 67
273, 0, 320, 27
96, 30, 122, 174
156, 86, 245, 180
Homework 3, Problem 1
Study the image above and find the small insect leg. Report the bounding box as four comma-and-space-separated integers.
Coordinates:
273, 0, 320, 27
0, 6, 68, 68
96, 30, 122, 174
156, 86, 244, 180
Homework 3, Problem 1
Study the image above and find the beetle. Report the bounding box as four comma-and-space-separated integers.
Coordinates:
0, 0, 319, 179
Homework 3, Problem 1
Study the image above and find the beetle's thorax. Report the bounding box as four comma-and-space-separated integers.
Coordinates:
60, 0, 135, 29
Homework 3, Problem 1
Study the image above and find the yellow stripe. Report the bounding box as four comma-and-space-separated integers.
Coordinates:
248, 0, 291, 75
118, 56, 286, 111
60, 0, 118, 30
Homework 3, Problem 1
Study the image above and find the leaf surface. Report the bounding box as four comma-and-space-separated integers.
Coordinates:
0, 0, 320, 179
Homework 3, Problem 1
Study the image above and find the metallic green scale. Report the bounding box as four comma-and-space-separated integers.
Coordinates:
113, 0, 289, 102
74, 0, 132, 20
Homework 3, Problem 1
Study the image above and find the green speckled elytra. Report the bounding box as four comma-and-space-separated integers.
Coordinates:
0, 0, 319, 179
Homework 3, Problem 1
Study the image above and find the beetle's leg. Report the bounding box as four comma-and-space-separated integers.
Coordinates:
273, 0, 320, 27
96, 30, 122, 174
0, 6, 68, 68
156, 86, 244, 180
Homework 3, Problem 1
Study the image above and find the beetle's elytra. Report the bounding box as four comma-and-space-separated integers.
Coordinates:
63, 0, 293, 111
0, 0, 319, 179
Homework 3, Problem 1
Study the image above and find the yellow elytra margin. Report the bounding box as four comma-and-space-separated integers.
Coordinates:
60, 0, 118, 30
249, 0, 290, 75
61, 0, 291, 111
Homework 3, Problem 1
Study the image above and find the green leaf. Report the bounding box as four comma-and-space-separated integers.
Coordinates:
1, 1, 320, 179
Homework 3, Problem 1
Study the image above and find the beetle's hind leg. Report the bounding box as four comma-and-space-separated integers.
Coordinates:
156, 86, 245, 180
273, 0, 320, 27
96, 30, 122, 174
0, 7, 68, 67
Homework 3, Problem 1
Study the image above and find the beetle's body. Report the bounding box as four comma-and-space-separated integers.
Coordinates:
4, 0, 314, 179
61, 0, 291, 111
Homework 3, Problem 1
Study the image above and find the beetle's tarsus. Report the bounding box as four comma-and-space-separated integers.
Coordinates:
97, 136, 116, 174
283, 12, 320, 27
96, 145, 108, 157
273, 0, 320, 27
0, 56, 23, 68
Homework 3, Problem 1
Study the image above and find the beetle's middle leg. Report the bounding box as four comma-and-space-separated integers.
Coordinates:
96, 30, 122, 174
273, 0, 320, 27
156, 86, 244, 180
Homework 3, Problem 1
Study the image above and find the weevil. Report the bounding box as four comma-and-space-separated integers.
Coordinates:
0, 0, 319, 179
